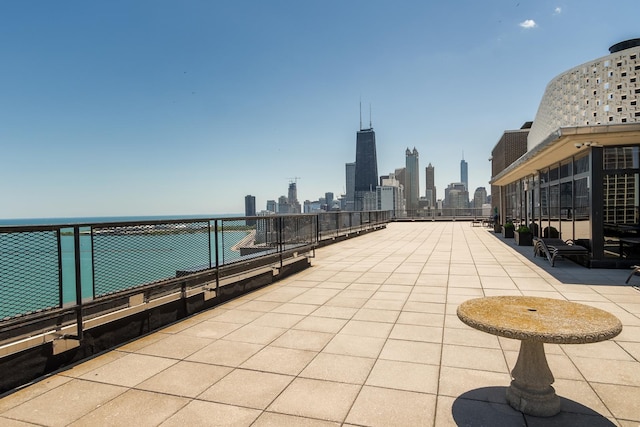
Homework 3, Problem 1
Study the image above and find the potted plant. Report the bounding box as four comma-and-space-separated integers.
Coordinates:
502, 222, 515, 238
514, 225, 533, 246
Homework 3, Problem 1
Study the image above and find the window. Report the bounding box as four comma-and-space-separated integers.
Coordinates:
636, 112, 640, 117
617, 62, 623, 67
636, 65, 640, 70
632, 78, 637, 83
618, 107, 623, 112
618, 84, 623, 89
623, 95, 627, 100
622, 72, 627, 77
632, 101, 638, 105
632, 54, 638, 60
623, 118, 628, 123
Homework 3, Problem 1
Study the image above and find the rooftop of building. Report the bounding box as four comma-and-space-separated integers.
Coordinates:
1, 222, 638, 426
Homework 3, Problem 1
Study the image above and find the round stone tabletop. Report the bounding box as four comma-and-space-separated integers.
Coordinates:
457, 296, 622, 344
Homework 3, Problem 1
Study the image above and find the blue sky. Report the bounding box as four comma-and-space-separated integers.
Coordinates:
1, 1, 639, 218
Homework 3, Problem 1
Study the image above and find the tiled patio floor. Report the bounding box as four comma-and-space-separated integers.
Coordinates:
1, 222, 639, 426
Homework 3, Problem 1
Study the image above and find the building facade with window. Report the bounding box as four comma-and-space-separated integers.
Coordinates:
491, 39, 640, 267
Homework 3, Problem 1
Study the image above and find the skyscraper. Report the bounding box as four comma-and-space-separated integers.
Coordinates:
354, 127, 378, 211
425, 163, 436, 208
245, 195, 256, 226
405, 147, 419, 212
460, 156, 468, 190
345, 162, 356, 211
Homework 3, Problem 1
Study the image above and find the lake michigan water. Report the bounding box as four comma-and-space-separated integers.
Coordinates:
0, 214, 247, 319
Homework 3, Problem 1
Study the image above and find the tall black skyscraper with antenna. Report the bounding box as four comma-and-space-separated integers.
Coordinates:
354, 103, 378, 210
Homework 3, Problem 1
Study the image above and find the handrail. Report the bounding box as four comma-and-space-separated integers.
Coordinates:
0, 211, 391, 350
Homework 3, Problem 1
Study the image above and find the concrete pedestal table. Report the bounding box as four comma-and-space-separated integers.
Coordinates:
457, 296, 622, 417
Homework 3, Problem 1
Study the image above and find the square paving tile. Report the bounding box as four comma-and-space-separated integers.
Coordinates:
323, 334, 386, 358
292, 316, 348, 333
252, 412, 340, 426
339, 320, 393, 338
299, 353, 375, 384
222, 324, 287, 345
186, 339, 264, 367
135, 333, 213, 359
1, 379, 126, 426
379, 339, 441, 365
270, 329, 334, 351
199, 369, 293, 409
178, 320, 243, 340
345, 385, 437, 427
69, 389, 188, 427
136, 361, 232, 397
365, 359, 439, 394
160, 399, 261, 426
240, 346, 317, 375
441, 344, 508, 373
267, 378, 360, 422
79, 353, 178, 387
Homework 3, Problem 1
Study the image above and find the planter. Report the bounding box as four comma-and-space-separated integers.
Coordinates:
502, 226, 514, 238
514, 231, 533, 246
493, 223, 502, 233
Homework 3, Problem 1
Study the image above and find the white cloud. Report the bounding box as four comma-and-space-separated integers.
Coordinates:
519, 19, 537, 29
554, 7, 562, 15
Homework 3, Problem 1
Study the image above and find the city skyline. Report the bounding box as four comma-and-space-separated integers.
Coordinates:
1, 1, 639, 218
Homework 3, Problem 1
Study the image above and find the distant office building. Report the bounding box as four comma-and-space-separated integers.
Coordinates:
325, 192, 334, 209
473, 187, 487, 210
444, 182, 469, 213
345, 162, 356, 211
354, 127, 378, 211
460, 157, 468, 190
405, 148, 420, 212
425, 163, 436, 208
378, 173, 405, 217
245, 195, 256, 226
266, 200, 277, 213
283, 181, 301, 213
288, 182, 298, 205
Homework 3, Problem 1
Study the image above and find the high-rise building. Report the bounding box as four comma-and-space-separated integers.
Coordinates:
378, 173, 405, 217
473, 187, 487, 209
245, 195, 256, 226
405, 148, 420, 212
354, 127, 378, 211
288, 182, 298, 205
425, 163, 436, 208
325, 192, 334, 209
444, 182, 469, 213
460, 156, 468, 190
345, 162, 356, 211
266, 200, 277, 213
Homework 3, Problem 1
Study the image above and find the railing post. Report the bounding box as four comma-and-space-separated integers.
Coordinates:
73, 226, 84, 341
214, 220, 220, 293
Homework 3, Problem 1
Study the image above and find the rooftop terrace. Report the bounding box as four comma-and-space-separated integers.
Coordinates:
1, 222, 638, 426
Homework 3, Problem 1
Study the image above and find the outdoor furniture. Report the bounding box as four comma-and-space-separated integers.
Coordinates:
533, 237, 588, 267
625, 265, 640, 284
457, 296, 622, 417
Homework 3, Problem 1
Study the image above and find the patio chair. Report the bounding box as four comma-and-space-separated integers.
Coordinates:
533, 237, 589, 267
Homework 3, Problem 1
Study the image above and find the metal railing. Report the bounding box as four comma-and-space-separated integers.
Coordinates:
0, 211, 390, 348
397, 208, 492, 221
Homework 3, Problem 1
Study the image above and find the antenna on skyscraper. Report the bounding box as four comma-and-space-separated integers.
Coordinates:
369, 104, 372, 129
359, 99, 363, 130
